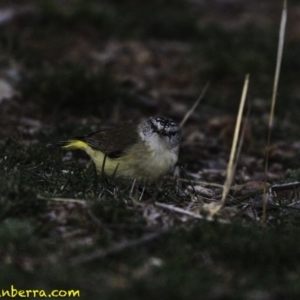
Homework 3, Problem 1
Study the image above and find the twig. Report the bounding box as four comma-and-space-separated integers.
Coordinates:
262, 0, 287, 226
37, 194, 87, 205
70, 231, 166, 265
129, 178, 137, 198
221, 74, 249, 204
232, 103, 251, 177
154, 202, 229, 224
166, 176, 223, 188
271, 181, 300, 192
180, 82, 209, 128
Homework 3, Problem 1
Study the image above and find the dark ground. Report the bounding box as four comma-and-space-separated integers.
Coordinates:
1, 0, 300, 299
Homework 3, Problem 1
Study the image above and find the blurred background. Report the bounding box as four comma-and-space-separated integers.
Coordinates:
1, 0, 299, 175
2, 1, 300, 298
1, 0, 299, 128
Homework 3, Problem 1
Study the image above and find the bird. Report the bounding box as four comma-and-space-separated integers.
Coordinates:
48, 116, 181, 184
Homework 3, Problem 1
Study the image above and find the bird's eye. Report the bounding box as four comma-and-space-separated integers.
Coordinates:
150, 123, 159, 133
167, 131, 177, 136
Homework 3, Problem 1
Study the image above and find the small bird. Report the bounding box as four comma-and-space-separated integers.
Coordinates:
49, 116, 181, 183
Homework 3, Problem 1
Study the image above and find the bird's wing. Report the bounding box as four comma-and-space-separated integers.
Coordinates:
76, 120, 140, 158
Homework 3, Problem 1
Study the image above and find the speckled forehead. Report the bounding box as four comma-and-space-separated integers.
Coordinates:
151, 117, 178, 130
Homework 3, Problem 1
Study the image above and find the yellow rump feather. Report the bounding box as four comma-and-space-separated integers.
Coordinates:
62, 140, 89, 150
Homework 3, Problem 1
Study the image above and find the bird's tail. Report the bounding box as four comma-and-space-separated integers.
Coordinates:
47, 140, 88, 150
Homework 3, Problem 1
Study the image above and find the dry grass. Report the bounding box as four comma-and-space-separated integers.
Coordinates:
262, 0, 287, 225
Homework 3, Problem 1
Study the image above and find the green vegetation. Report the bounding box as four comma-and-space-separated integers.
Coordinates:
1, 0, 300, 299
20, 63, 136, 119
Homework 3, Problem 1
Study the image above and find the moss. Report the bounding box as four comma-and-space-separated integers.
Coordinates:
2, 1, 300, 298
